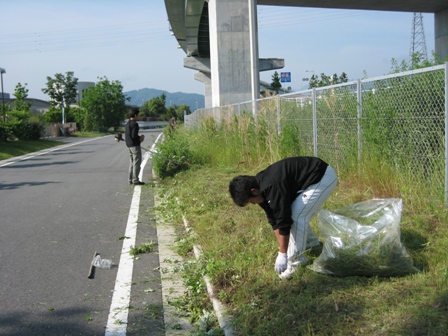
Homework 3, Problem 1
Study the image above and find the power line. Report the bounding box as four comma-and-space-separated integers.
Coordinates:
0, 21, 174, 55
258, 7, 370, 29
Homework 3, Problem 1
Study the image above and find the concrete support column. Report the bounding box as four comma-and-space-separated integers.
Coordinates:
435, 8, 448, 61
183, 57, 213, 108
194, 72, 212, 108
208, 0, 258, 107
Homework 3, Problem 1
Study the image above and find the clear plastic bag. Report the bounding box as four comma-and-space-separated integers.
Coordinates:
92, 254, 113, 269
308, 198, 419, 277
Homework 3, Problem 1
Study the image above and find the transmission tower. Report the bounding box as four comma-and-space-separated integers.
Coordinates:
409, 12, 427, 66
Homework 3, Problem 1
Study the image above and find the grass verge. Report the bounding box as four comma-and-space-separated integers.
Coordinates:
70, 131, 112, 138
0, 139, 64, 160
0, 131, 109, 160
152, 164, 448, 336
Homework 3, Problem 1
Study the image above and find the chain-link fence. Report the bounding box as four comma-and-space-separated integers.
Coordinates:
185, 63, 448, 205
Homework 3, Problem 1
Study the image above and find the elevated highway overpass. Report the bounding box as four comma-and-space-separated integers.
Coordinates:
165, 0, 448, 108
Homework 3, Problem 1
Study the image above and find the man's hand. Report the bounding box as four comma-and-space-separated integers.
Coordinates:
275, 252, 288, 273
140, 135, 145, 142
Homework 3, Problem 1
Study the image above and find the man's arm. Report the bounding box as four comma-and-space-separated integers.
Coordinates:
274, 229, 289, 253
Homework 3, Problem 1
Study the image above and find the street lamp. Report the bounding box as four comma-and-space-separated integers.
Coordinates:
53, 83, 65, 125
0, 67, 5, 123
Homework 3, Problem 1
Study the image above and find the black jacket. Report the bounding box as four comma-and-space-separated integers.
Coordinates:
256, 157, 329, 235
125, 120, 140, 147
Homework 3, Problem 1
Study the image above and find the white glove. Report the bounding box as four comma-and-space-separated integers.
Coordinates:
275, 252, 288, 274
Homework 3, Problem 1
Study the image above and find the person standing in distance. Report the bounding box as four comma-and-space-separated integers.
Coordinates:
125, 107, 145, 185
229, 156, 337, 279
169, 116, 176, 136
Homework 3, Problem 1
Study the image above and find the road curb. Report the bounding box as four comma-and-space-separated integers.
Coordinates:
181, 215, 234, 336
155, 196, 196, 335
149, 133, 232, 335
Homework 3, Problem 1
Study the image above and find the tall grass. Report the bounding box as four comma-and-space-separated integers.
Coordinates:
153, 89, 448, 334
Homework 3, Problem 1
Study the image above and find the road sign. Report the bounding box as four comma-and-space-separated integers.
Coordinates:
280, 72, 291, 82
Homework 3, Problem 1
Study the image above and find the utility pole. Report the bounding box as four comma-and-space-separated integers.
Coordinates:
409, 12, 428, 67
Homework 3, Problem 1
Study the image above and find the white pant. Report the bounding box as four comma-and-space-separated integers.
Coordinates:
287, 166, 338, 266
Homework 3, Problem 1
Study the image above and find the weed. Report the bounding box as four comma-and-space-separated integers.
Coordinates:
129, 241, 156, 257
149, 119, 448, 335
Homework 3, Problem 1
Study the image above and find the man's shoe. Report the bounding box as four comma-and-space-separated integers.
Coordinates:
129, 181, 133, 185
133, 181, 145, 185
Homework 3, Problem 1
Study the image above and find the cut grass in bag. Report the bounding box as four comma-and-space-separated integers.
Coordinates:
308, 198, 419, 277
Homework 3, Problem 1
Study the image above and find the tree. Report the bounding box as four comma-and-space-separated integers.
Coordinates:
140, 93, 167, 118
308, 72, 349, 88
175, 104, 190, 122
42, 72, 78, 124
390, 51, 445, 73
271, 71, 282, 93
13, 83, 33, 112
79, 77, 128, 131
44, 107, 63, 123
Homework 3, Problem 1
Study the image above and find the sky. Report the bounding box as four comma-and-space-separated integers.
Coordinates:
0, 0, 435, 101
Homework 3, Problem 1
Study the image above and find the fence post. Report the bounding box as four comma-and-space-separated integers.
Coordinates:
445, 62, 448, 207
277, 95, 281, 134
253, 99, 258, 122
312, 88, 318, 156
357, 79, 362, 166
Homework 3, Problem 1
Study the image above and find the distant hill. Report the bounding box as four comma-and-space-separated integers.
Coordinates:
124, 88, 205, 109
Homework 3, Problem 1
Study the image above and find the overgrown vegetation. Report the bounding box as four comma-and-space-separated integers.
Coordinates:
152, 128, 196, 179
129, 241, 156, 257
151, 60, 448, 335
0, 83, 46, 141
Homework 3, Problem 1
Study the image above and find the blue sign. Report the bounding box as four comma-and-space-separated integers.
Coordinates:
280, 72, 291, 82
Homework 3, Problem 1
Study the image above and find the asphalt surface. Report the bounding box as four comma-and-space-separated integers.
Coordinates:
0, 131, 166, 336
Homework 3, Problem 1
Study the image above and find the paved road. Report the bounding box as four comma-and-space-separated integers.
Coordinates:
0, 131, 165, 336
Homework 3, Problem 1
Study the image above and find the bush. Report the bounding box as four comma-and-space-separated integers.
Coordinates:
152, 130, 193, 179
0, 122, 11, 141
10, 119, 44, 140
44, 107, 62, 123
5, 111, 45, 140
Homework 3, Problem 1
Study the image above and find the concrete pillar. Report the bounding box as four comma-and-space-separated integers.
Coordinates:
435, 9, 448, 61
194, 72, 212, 108
183, 57, 213, 108
184, 55, 282, 109
208, 0, 259, 107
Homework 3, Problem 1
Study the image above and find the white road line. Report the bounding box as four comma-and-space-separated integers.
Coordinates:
104, 138, 158, 336
104, 185, 140, 335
